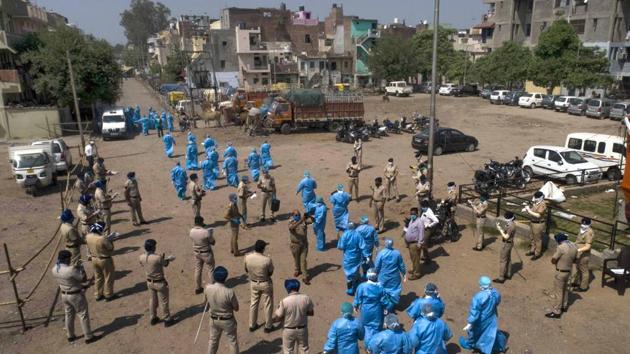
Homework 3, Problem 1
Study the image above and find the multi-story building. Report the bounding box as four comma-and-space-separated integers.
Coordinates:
298, 53, 353, 87
351, 18, 379, 86
235, 27, 272, 89
46, 11, 68, 29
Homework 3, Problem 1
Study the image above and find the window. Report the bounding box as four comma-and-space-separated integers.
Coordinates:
593, 18, 598, 32
344, 61, 349, 69
331, 61, 337, 70
541, 22, 547, 31
533, 148, 546, 158
498, 24, 502, 32
548, 151, 562, 163
583, 140, 597, 152
253, 78, 259, 84
525, 24, 531, 37
220, 60, 225, 69
301, 61, 306, 70
568, 138, 582, 150
304, 34, 311, 43
613, 143, 625, 155
262, 78, 269, 85
597, 142, 606, 154
570, 19, 586, 35
222, 41, 227, 47
319, 61, 324, 70
555, 0, 569, 7
309, 61, 315, 69
528, 0, 533, 10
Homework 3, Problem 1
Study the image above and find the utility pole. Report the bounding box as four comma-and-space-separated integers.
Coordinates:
66, 50, 85, 152
427, 0, 440, 199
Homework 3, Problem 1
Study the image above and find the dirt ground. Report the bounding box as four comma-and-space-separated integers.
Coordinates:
0, 79, 628, 354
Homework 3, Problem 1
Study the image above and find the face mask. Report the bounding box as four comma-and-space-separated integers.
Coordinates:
447, 186, 455, 192
421, 207, 428, 212
388, 162, 393, 166
410, 215, 417, 221
580, 225, 590, 233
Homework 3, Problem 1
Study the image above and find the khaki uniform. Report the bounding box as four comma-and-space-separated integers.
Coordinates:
529, 201, 547, 257
74, 178, 90, 196
574, 228, 593, 290
237, 181, 253, 224
85, 233, 115, 298
51, 263, 93, 340
77, 204, 98, 237
93, 162, 107, 184
205, 283, 239, 354
446, 189, 458, 216
471, 199, 488, 249
224, 202, 243, 255
353, 140, 363, 167
289, 218, 310, 281
244, 252, 274, 329
139, 253, 171, 321
346, 162, 361, 200
188, 180, 204, 218
94, 187, 113, 234
371, 185, 387, 231
498, 222, 515, 281
258, 175, 276, 219
190, 226, 216, 289
550, 241, 578, 314
275, 292, 314, 354
62, 222, 84, 266
415, 181, 430, 204
383, 164, 399, 200
124, 179, 146, 225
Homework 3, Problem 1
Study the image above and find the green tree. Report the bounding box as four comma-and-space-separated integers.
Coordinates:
120, 0, 171, 68
161, 45, 188, 82
412, 26, 457, 81
563, 46, 611, 95
367, 34, 421, 83
470, 41, 531, 88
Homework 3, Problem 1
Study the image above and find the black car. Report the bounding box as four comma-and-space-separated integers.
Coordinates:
412, 128, 478, 155
541, 94, 559, 109
453, 84, 479, 97
502, 91, 525, 106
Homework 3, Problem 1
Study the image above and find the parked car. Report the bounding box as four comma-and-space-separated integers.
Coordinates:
554, 96, 577, 112
567, 98, 589, 116
101, 108, 133, 140
412, 128, 478, 156
490, 90, 510, 104
518, 93, 544, 108
610, 101, 630, 120
385, 81, 413, 96
565, 132, 625, 180
541, 95, 560, 109
480, 88, 493, 99
31, 139, 73, 173
9, 143, 57, 195
522, 145, 602, 185
452, 84, 479, 97
439, 83, 456, 96
502, 91, 525, 106
586, 98, 615, 119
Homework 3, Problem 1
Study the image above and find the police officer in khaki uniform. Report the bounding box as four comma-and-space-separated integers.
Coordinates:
445, 181, 458, 213
85, 222, 116, 301
468, 192, 488, 251
273, 279, 314, 354
494, 211, 516, 284
245, 240, 275, 333
190, 216, 216, 294
545, 233, 578, 319
384, 158, 400, 202
369, 177, 387, 233
225, 193, 247, 256
205, 266, 239, 354
60, 209, 84, 266
258, 168, 276, 222
353, 138, 363, 168
77, 194, 99, 237
237, 175, 254, 225
94, 180, 114, 234
92, 157, 111, 188
573, 217, 594, 292
139, 239, 175, 327
524, 191, 547, 260
346, 156, 361, 201
51, 250, 102, 344
124, 171, 147, 226
187, 173, 205, 219
289, 210, 312, 285
415, 175, 430, 204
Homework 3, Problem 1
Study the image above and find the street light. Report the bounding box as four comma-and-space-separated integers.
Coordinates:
427, 0, 440, 198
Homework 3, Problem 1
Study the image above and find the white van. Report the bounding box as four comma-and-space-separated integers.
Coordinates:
101, 108, 130, 140
385, 81, 412, 97
565, 133, 625, 180
522, 145, 602, 184
9, 143, 56, 195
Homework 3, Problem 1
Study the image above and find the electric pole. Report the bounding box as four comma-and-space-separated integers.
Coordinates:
66, 50, 85, 152
427, 0, 440, 199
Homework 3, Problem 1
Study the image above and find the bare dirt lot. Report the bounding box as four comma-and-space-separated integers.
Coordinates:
0, 80, 628, 354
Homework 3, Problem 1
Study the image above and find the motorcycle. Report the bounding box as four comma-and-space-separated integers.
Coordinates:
473, 158, 531, 194
400, 117, 415, 133
432, 199, 460, 243
383, 119, 401, 134
336, 122, 370, 143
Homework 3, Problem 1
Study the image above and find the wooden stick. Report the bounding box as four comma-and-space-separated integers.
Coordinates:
3, 244, 27, 332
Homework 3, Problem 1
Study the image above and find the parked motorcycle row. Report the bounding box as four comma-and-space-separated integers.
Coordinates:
473, 157, 532, 194
336, 113, 431, 143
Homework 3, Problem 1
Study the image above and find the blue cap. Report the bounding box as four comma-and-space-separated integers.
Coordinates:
554, 232, 569, 244
284, 279, 300, 293
479, 276, 492, 288
424, 282, 438, 295
340, 302, 353, 315
94, 180, 105, 190
60, 209, 74, 223
89, 222, 105, 234
241, 175, 249, 182
213, 266, 228, 283
79, 194, 92, 205
144, 239, 156, 252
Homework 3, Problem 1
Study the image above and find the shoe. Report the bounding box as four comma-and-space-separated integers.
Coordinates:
150, 317, 160, 326
85, 334, 102, 344
505, 276, 512, 280
270, 217, 276, 223
472, 247, 482, 252
195, 288, 203, 295
561, 307, 568, 313
164, 318, 175, 327
531, 255, 541, 261
249, 324, 259, 332
574, 287, 588, 293
423, 259, 433, 264
525, 251, 534, 256
407, 275, 420, 281
303, 279, 311, 285
67, 336, 77, 343
132, 223, 140, 227
293, 271, 302, 277
233, 252, 241, 257
493, 278, 505, 284
260, 217, 266, 222
140, 221, 149, 225
263, 326, 274, 333
105, 294, 119, 302
545, 312, 562, 319
95, 295, 104, 302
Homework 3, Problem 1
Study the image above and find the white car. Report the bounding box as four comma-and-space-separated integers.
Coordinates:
489, 90, 509, 104
523, 145, 602, 184
438, 83, 456, 96
102, 108, 130, 140
554, 96, 577, 112
385, 81, 412, 97
31, 138, 73, 172
518, 93, 544, 108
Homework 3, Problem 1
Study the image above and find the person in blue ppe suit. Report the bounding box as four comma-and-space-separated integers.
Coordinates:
202, 134, 215, 156
160, 111, 167, 128
166, 112, 174, 132
162, 132, 175, 158
375, 238, 406, 309
408, 303, 453, 354
200, 154, 217, 190
312, 196, 328, 251
353, 268, 389, 346
247, 148, 262, 182
406, 282, 445, 322
223, 154, 239, 187
356, 215, 379, 276
208, 146, 220, 177
329, 184, 351, 238
459, 276, 507, 354
337, 222, 365, 296
260, 140, 272, 169
187, 131, 197, 143
138, 115, 150, 135
322, 302, 364, 354
223, 142, 237, 159
185, 135, 199, 170
296, 171, 317, 210
367, 314, 412, 354
170, 162, 187, 200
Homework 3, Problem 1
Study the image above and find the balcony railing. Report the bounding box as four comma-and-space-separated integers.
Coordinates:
243, 64, 270, 73
0, 69, 19, 83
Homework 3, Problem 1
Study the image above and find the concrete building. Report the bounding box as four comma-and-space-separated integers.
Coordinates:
351, 18, 379, 86
298, 53, 353, 87
46, 11, 68, 29
206, 29, 239, 89
235, 27, 272, 89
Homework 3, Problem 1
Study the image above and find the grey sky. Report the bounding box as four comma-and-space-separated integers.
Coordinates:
33, 0, 487, 45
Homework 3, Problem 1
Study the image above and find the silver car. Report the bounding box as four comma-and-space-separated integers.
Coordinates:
567, 98, 588, 116
586, 98, 614, 119
610, 101, 630, 121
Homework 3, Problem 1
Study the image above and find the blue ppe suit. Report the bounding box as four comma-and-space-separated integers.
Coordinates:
367, 328, 412, 354
208, 149, 220, 176
313, 202, 328, 251
170, 165, 187, 200
261, 142, 272, 169
187, 132, 197, 144
406, 296, 445, 321
200, 157, 217, 190
337, 229, 366, 295
356, 223, 379, 274
408, 316, 453, 354
223, 145, 237, 159
296, 177, 317, 210
202, 137, 215, 155
139, 116, 149, 135
223, 156, 239, 187
375, 248, 406, 308
160, 112, 167, 128
353, 281, 388, 345
329, 191, 351, 232
162, 135, 175, 157
247, 151, 262, 182
459, 288, 507, 354
167, 113, 174, 132
185, 142, 199, 170
323, 316, 364, 354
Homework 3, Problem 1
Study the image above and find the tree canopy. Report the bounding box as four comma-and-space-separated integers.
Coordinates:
120, 0, 171, 67
412, 27, 458, 81
472, 41, 532, 88
367, 34, 421, 83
